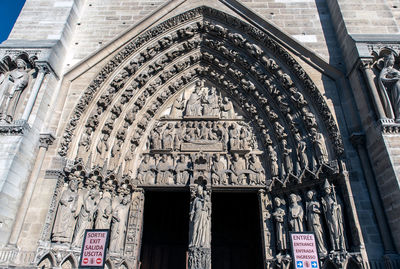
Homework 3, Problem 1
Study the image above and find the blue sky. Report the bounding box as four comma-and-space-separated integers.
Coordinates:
0, 0, 26, 43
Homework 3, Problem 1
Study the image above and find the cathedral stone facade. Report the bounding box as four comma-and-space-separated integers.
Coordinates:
0, 0, 399, 268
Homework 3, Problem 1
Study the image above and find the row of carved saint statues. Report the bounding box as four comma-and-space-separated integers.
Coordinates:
137, 153, 265, 185
261, 179, 347, 259
51, 179, 133, 254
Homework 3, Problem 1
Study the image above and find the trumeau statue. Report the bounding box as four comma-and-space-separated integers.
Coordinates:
378, 52, 400, 121
52, 180, 79, 243
0, 58, 30, 123
189, 185, 211, 249
72, 188, 100, 248
288, 193, 304, 232
109, 195, 131, 253
306, 190, 328, 256
321, 179, 346, 252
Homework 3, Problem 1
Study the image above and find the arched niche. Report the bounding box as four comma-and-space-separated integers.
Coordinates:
37, 253, 55, 269
60, 254, 77, 269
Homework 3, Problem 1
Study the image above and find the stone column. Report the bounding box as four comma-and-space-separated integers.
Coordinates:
124, 188, 145, 269
21, 63, 50, 122
258, 190, 274, 269
8, 133, 55, 245
188, 184, 211, 269
350, 133, 396, 254
359, 59, 391, 120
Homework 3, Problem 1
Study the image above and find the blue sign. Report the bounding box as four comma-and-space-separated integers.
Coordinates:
311, 261, 318, 268
296, 261, 304, 268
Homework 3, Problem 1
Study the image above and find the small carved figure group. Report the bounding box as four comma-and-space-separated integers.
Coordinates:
52, 179, 133, 253
148, 120, 255, 152
167, 82, 236, 119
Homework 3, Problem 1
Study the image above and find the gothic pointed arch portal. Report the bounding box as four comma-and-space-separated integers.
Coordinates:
44, 6, 368, 269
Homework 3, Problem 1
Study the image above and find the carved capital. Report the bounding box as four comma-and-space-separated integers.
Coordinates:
39, 133, 55, 149
35, 62, 51, 75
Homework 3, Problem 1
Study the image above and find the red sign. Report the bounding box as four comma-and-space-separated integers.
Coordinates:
79, 229, 109, 268
290, 233, 320, 269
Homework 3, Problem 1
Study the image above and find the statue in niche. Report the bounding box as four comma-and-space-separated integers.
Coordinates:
109, 140, 123, 170
95, 190, 113, 229
211, 154, 228, 185
288, 194, 304, 232
109, 195, 131, 253
0, 58, 29, 123
310, 128, 328, 164
221, 97, 235, 118
169, 95, 185, 118
272, 197, 288, 255
203, 87, 220, 116
137, 155, 156, 184
174, 122, 185, 150
248, 154, 265, 185
306, 190, 328, 256
321, 179, 346, 252
123, 143, 136, 175
229, 122, 240, 150
162, 123, 174, 150
282, 140, 293, 176
260, 191, 273, 259
96, 134, 109, 165
77, 128, 93, 157
230, 153, 247, 184
268, 145, 279, 181
189, 185, 211, 248
294, 133, 308, 172
156, 154, 174, 184
72, 188, 100, 248
378, 52, 400, 121
175, 155, 191, 184
52, 180, 79, 243
185, 82, 203, 116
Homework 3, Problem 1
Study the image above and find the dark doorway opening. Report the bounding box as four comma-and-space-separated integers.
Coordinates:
140, 191, 190, 269
212, 192, 263, 269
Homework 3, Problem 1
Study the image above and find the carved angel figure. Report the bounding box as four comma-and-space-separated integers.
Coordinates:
52, 180, 79, 243
379, 52, 400, 121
